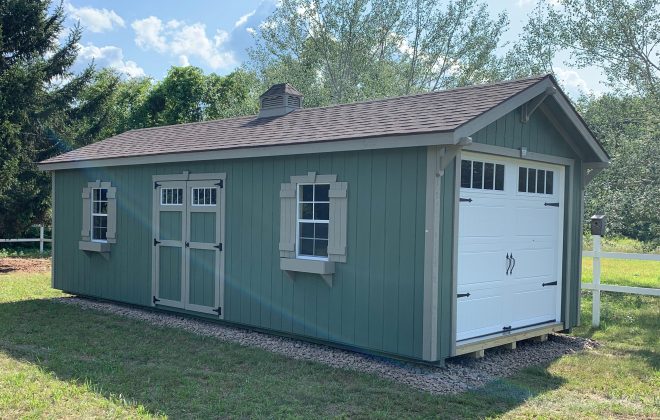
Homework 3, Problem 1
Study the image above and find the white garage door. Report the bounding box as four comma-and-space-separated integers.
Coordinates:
456, 152, 564, 342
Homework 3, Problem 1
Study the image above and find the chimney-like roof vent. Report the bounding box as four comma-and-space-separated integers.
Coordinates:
258, 83, 303, 118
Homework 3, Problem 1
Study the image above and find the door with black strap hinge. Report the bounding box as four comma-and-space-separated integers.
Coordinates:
152, 176, 225, 317
456, 152, 564, 341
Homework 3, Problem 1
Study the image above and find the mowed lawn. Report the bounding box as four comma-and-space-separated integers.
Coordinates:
0, 260, 658, 418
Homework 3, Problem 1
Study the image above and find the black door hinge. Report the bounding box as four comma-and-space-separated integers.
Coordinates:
153, 296, 160, 304
502, 325, 512, 331
154, 238, 161, 246
457, 292, 471, 298
213, 243, 223, 251
185, 241, 190, 248
212, 306, 222, 316
154, 181, 161, 189
215, 180, 224, 188
544, 202, 559, 207
460, 197, 473, 202
542, 281, 558, 287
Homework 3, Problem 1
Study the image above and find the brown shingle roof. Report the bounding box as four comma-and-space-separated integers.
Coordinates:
41, 75, 548, 164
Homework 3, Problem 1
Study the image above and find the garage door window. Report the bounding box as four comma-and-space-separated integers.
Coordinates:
518, 167, 554, 194
461, 160, 504, 191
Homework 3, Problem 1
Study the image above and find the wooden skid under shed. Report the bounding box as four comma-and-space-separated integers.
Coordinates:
454, 322, 564, 358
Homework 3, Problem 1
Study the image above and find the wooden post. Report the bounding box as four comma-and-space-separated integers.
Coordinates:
39, 225, 44, 254
592, 234, 601, 327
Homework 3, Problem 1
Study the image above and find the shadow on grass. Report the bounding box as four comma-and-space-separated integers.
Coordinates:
0, 298, 566, 418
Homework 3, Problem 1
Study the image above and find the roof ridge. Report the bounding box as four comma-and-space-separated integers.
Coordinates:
121, 74, 549, 135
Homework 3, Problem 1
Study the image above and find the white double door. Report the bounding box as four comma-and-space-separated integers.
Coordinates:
456, 152, 564, 342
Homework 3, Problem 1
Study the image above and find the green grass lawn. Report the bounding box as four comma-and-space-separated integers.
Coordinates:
0, 265, 658, 418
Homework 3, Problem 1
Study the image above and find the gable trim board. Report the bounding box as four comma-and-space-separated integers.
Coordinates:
42, 75, 607, 365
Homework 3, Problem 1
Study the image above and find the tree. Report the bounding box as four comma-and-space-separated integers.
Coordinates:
248, 0, 508, 106
0, 0, 93, 236
506, 0, 660, 100
142, 66, 259, 126
580, 94, 659, 245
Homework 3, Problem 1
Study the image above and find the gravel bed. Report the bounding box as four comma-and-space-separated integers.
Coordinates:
54, 296, 598, 395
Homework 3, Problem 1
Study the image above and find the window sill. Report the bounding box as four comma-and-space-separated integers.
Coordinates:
280, 258, 335, 286
79, 241, 111, 254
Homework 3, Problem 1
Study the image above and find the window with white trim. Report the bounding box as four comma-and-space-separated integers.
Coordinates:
161, 188, 183, 205
297, 183, 330, 259
461, 159, 505, 191
518, 167, 554, 194
191, 187, 217, 206
91, 188, 108, 242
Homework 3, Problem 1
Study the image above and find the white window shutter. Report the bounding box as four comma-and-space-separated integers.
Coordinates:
106, 186, 117, 243
81, 187, 91, 240
279, 182, 296, 258
328, 182, 348, 262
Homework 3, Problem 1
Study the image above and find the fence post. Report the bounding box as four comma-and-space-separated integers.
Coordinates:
592, 234, 601, 327
39, 225, 44, 254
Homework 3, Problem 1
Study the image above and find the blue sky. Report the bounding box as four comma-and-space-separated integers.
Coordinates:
63, 0, 606, 97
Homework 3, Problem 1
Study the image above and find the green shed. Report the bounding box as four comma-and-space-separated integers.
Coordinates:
39, 75, 609, 364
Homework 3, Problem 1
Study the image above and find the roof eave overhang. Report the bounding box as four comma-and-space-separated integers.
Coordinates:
38, 131, 457, 171
453, 77, 609, 164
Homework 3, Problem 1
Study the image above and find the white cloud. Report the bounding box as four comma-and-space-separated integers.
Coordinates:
132, 16, 168, 52
66, 2, 124, 33
516, 0, 534, 7
131, 16, 236, 70
234, 10, 256, 28
555, 67, 601, 96
78, 43, 145, 77
246, 27, 256, 35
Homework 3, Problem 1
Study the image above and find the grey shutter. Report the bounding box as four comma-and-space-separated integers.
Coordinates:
279, 183, 296, 258
106, 186, 117, 243
328, 182, 348, 262
81, 187, 91, 241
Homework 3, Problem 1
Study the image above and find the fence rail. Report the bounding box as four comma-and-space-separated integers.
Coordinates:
0, 225, 51, 253
581, 235, 660, 327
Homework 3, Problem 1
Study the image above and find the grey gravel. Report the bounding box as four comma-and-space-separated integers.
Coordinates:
54, 296, 598, 395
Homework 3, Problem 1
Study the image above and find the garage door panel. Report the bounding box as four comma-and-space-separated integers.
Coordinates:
510, 207, 558, 237
456, 289, 505, 341
508, 248, 556, 279
459, 204, 508, 238
458, 250, 507, 287
508, 288, 557, 329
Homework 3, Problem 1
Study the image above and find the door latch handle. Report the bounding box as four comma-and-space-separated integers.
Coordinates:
459, 197, 473, 202
544, 202, 559, 207
502, 325, 512, 331
506, 253, 511, 275
542, 281, 558, 287
185, 242, 190, 248
457, 292, 471, 298
510, 254, 516, 275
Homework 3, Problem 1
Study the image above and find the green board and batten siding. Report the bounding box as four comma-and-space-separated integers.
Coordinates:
53, 147, 429, 360
52, 105, 586, 363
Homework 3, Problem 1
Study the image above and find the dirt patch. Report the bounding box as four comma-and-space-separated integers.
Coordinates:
0, 258, 51, 274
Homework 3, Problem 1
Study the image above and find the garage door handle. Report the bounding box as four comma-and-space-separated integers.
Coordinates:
459, 197, 472, 202
505, 253, 511, 275
542, 281, 558, 287
544, 202, 559, 207
457, 292, 471, 298
510, 254, 516, 274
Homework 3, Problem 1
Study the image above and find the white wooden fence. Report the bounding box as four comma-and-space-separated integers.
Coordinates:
582, 234, 660, 327
0, 225, 52, 253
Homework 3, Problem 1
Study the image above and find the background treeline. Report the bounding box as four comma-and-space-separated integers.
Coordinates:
0, 0, 658, 246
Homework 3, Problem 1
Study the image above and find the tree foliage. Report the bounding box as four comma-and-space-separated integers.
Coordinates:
0, 0, 93, 236
248, 0, 508, 106
505, 0, 660, 100
580, 95, 659, 244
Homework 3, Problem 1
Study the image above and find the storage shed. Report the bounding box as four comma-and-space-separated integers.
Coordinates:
39, 75, 609, 364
